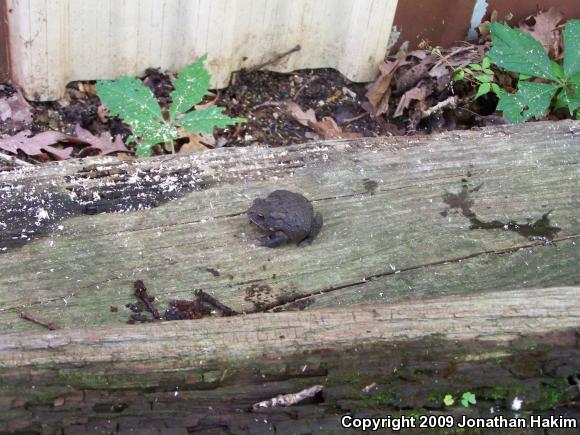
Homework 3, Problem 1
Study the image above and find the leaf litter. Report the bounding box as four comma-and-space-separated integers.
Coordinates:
0, 7, 574, 170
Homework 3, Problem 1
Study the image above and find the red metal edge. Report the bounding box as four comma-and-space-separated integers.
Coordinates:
0, 0, 10, 81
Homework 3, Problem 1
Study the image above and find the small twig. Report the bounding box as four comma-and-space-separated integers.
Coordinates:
250, 100, 284, 112
292, 75, 319, 101
249, 45, 301, 72
0, 151, 33, 167
19, 312, 59, 330
134, 280, 161, 320
194, 289, 238, 316
421, 96, 458, 118
252, 385, 323, 411
342, 112, 368, 124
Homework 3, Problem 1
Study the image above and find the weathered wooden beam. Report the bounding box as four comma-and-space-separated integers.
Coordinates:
0, 120, 578, 333
0, 287, 578, 432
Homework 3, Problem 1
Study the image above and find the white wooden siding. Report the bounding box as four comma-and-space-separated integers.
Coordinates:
7, 0, 397, 100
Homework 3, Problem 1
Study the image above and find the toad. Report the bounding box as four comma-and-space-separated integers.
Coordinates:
248, 190, 323, 248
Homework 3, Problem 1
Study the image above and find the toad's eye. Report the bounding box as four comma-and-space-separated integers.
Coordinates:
257, 213, 265, 219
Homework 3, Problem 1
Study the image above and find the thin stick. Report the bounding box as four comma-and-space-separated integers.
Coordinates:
19, 312, 60, 330
194, 289, 238, 316
0, 152, 33, 167
249, 45, 301, 72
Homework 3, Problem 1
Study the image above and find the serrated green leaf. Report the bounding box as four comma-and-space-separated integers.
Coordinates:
135, 142, 154, 158
169, 54, 211, 120
491, 83, 502, 96
556, 87, 580, 115
475, 75, 491, 83
469, 64, 483, 71
483, 68, 494, 75
488, 23, 558, 81
482, 57, 491, 69
474, 83, 491, 99
497, 81, 558, 122
96, 76, 164, 126
176, 106, 244, 134
563, 20, 580, 79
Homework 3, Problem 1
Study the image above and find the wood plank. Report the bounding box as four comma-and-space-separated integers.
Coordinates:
0, 120, 579, 333
1, 287, 578, 432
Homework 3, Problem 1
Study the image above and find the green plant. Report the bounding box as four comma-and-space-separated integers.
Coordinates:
454, 56, 502, 100
488, 20, 580, 122
460, 391, 477, 407
96, 54, 244, 157
443, 394, 455, 406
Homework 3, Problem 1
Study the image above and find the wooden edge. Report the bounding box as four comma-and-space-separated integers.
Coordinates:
0, 0, 10, 80
2, 286, 578, 370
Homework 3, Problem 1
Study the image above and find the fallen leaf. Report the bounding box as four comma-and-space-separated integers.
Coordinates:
395, 55, 436, 94
97, 105, 109, 123
311, 117, 362, 139
74, 124, 130, 155
520, 7, 563, 57
365, 57, 404, 116
177, 128, 213, 153
0, 87, 33, 126
0, 130, 77, 160
284, 102, 362, 140
394, 85, 430, 117
284, 101, 317, 126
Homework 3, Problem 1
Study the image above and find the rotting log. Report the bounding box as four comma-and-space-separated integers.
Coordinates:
0, 120, 579, 433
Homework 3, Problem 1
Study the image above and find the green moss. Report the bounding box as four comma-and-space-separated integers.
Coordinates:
489, 385, 509, 400
371, 389, 398, 406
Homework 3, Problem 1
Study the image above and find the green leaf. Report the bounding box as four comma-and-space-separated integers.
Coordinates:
563, 20, 580, 79
474, 83, 491, 99
169, 54, 211, 120
556, 87, 580, 115
551, 61, 565, 79
496, 81, 559, 122
491, 83, 502, 96
483, 68, 494, 75
176, 106, 244, 134
488, 23, 559, 81
135, 142, 155, 158
96, 76, 164, 128
443, 395, 455, 406
469, 64, 483, 71
461, 392, 476, 407
482, 57, 491, 69
519, 74, 532, 81
454, 69, 465, 81
475, 75, 491, 83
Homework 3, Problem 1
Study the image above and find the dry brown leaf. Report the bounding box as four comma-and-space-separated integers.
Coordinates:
395, 55, 435, 94
284, 101, 317, 126
177, 128, 214, 153
74, 124, 130, 155
0, 88, 33, 126
365, 57, 404, 116
311, 117, 363, 140
97, 105, 109, 123
394, 85, 429, 118
0, 130, 77, 160
520, 8, 563, 57
284, 101, 361, 140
